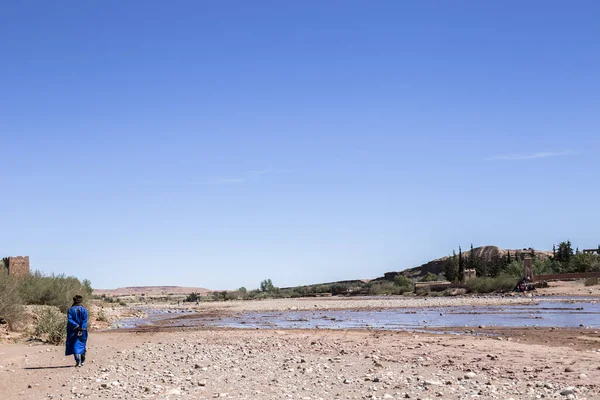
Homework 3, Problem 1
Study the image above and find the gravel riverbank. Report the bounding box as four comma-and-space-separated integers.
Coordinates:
181, 295, 540, 313
1, 328, 599, 399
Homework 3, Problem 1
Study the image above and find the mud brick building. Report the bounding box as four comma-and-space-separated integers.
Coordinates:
1, 256, 30, 277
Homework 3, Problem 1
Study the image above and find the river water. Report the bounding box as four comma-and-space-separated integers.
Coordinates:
114, 297, 600, 331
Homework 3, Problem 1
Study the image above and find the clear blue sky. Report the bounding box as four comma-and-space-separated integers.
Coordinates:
1, 1, 598, 290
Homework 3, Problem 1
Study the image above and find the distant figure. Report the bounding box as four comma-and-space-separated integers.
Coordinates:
66, 295, 88, 367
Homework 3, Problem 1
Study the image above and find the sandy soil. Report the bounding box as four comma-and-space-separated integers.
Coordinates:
1, 327, 599, 400
537, 280, 600, 297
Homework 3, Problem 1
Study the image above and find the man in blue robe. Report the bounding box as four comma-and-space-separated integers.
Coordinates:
65, 295, 88, 367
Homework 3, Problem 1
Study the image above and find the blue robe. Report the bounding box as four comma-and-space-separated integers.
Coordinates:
65, 305, 88, 356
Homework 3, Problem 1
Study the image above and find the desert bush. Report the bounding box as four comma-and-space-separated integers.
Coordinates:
96, 308, 108, 322
584, 277, 599, 287
465, 274, 517, 293
34, 306, 67, 345
368, 281, 413, 295
185, 292, 202, 302
393, 275, 413, 286
0, 270, 24, 330
392, 275, 414, 294
224, 290, 243, 300
421, 272, 438, 282
101, 295, 117, 303
19, 271, 90, 312
415, 286, 430, 296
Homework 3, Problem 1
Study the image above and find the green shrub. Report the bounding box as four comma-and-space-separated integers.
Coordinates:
572, 254, 600, 273
368, 281, 413, 295
533, 259, 554, 276
185, 292, 202, 302
19, 271, 90, 312
0, 270, 24, 330
421, 272, 438, 282
34, 307, 67, 345
101, 295, 117, 303
393, 275, 413, 287
465, 274, 517, 293
503, 261, 525, 278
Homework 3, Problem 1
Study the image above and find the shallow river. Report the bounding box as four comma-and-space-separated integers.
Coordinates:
114, 297, 600, 331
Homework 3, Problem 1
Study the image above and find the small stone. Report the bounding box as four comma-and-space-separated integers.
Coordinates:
560, 388, 575, 396
564, 367, 575, 372
578, 373, 587, 379
464, 372, 477, 379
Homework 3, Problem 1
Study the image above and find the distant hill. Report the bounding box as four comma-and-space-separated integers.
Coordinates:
93, 246, 553, 296
93, 286, 212, 297
393, 245, 553, 279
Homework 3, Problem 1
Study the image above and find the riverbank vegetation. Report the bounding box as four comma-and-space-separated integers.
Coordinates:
0, 269, 92, 333
443, 241, 600, 283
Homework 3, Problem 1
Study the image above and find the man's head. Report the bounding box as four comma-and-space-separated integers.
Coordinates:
72, 295, 84, 306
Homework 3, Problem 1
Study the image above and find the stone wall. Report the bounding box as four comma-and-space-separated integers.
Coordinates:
2, 256, 30, 277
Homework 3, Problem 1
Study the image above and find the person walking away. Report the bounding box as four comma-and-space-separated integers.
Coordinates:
66, 295, 88, 367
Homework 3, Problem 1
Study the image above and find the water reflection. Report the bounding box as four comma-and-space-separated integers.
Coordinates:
113, 299, 600, 331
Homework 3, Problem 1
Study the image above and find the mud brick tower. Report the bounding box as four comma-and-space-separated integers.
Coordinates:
1, 256, 30, 277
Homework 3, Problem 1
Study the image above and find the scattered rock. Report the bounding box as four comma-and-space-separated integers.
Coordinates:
464, 372, 477, 379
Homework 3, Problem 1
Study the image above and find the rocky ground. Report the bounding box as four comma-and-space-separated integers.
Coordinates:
2, 281, 599, 399
1, 327, 600, 400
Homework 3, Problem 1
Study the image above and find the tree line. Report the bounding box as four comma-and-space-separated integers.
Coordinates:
443, 241, 600, 282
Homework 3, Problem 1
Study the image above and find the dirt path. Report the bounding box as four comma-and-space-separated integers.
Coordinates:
1, 327, 599, 400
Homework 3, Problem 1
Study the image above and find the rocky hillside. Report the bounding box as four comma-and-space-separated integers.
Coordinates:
394, 246, 552, 279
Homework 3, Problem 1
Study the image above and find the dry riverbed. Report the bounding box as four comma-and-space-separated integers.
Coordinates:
1, 327, 600, 400
2, 283, 600, 399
